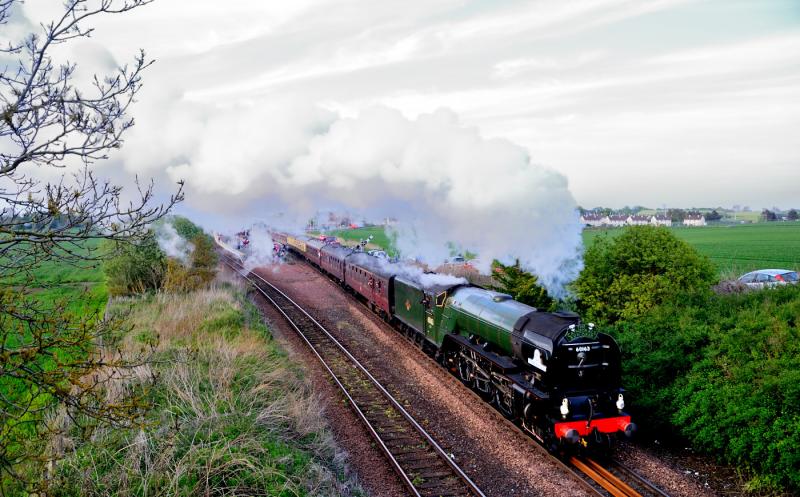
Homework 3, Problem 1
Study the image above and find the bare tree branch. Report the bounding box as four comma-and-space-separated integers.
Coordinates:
0, 1, 179, 491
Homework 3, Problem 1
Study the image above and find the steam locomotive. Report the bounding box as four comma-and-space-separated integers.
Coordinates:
272, 232, 636, 451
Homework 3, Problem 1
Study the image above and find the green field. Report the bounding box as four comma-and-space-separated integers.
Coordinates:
584, 222, 800, 276
2, 240, 108, 314
324, 222, 800, 277
322, 225, 398, 254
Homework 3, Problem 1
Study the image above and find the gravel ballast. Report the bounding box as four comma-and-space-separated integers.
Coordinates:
248, 257, 719, 497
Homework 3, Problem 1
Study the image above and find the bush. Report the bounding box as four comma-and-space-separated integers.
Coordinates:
609, 285, 800, 492
103, 231, 166, 296
162, 234, 218, 293
576, 226, 716, 323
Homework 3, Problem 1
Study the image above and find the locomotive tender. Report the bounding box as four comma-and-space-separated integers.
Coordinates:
278, 233, 635, 450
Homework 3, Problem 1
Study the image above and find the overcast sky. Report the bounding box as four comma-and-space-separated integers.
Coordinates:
20, 0, 800, 212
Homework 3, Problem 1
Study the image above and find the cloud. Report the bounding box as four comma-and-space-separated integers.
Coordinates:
122, 97, 582, 294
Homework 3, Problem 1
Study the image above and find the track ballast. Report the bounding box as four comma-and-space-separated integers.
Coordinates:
223, 256, 486, 497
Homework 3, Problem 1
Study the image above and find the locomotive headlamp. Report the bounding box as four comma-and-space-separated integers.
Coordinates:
616, 393, 625, 412
560, 398, 570, 419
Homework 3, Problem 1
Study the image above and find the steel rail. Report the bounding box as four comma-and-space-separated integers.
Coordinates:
571, 457, 640, 497
608, 459, 672, 497
277, 250, 675, 497
278, 252, 605, 497
222, 256, 486, 497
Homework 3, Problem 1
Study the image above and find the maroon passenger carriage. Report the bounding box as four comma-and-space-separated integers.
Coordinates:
320, 244, 349, 282
303, 237, 325, 267
344, 252, 393, 318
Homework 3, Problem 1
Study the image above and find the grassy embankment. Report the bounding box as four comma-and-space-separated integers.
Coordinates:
1, 235, 362, 496
50, 272, 362, 496
328, 222, 800, 277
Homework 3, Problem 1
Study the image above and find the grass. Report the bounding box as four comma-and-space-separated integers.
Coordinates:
583, 222, 800, 276
0, 240, 110, 483
1, 237, 108, 313
48, 273, 364, 497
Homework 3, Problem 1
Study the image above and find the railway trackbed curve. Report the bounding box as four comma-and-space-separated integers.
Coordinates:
222, 256, 486, 497
223, 251, 673, 497
268, 251, 675, 497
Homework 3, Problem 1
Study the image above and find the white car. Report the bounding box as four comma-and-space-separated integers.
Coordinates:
738, 269, 799, 289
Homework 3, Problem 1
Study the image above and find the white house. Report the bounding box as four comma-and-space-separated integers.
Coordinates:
606, 214, 628, 227
580, 213, 606, 227
650, 215, 672, 227
626, 215, 650, 226
683, 212, 707, 226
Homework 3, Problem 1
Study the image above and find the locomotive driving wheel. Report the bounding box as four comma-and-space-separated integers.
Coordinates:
457, 354, 475, 388
494, 387, 515, 419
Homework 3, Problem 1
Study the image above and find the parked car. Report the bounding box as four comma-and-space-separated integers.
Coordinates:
738, 269, 799, 289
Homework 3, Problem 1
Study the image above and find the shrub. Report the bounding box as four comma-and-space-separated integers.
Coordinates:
162, 234, 218, 293
103, 231, 167, 296
609, 285, 800, 492
576, 226, 716, 323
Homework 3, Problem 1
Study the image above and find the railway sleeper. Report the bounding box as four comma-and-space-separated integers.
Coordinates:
394, 453, 443, 467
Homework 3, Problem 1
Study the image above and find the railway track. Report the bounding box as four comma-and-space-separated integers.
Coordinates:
222, 256, 486, 497
268, 251, 674, 497
569, 456, 671, 497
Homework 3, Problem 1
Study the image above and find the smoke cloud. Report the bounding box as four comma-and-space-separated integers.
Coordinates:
155, 222, 193, 263
242, 225, 278, 273
125, 101, 582, 295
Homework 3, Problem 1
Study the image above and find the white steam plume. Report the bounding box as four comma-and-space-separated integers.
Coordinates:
126, 102, 582, 295
241, 224, 278, 273
155, 222, 193, 263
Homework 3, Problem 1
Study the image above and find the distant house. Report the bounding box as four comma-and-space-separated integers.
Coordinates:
650, 214, 672, 227
683, 212, 706, 226
606, 214, 628, 227
580, 212, 605, 227
626, 215, 650, 226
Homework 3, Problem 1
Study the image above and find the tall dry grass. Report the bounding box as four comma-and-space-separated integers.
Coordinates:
50, 278, 364, 497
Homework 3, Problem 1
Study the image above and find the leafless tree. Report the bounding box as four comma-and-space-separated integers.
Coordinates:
0, 0, 181, 491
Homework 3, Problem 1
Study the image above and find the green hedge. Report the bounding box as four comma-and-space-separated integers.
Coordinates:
609, 285, 800, 491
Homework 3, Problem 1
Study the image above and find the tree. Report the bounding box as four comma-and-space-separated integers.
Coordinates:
761, 209, 777, 222
788, 209, 798, 221
491, 260, 553, 310
706, 209, 722, 221
575, 226, 717, 323
170, 215, 205, 242
667, 208, 686, 223
102, 230, 166, 295
0, 1, 181, 489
